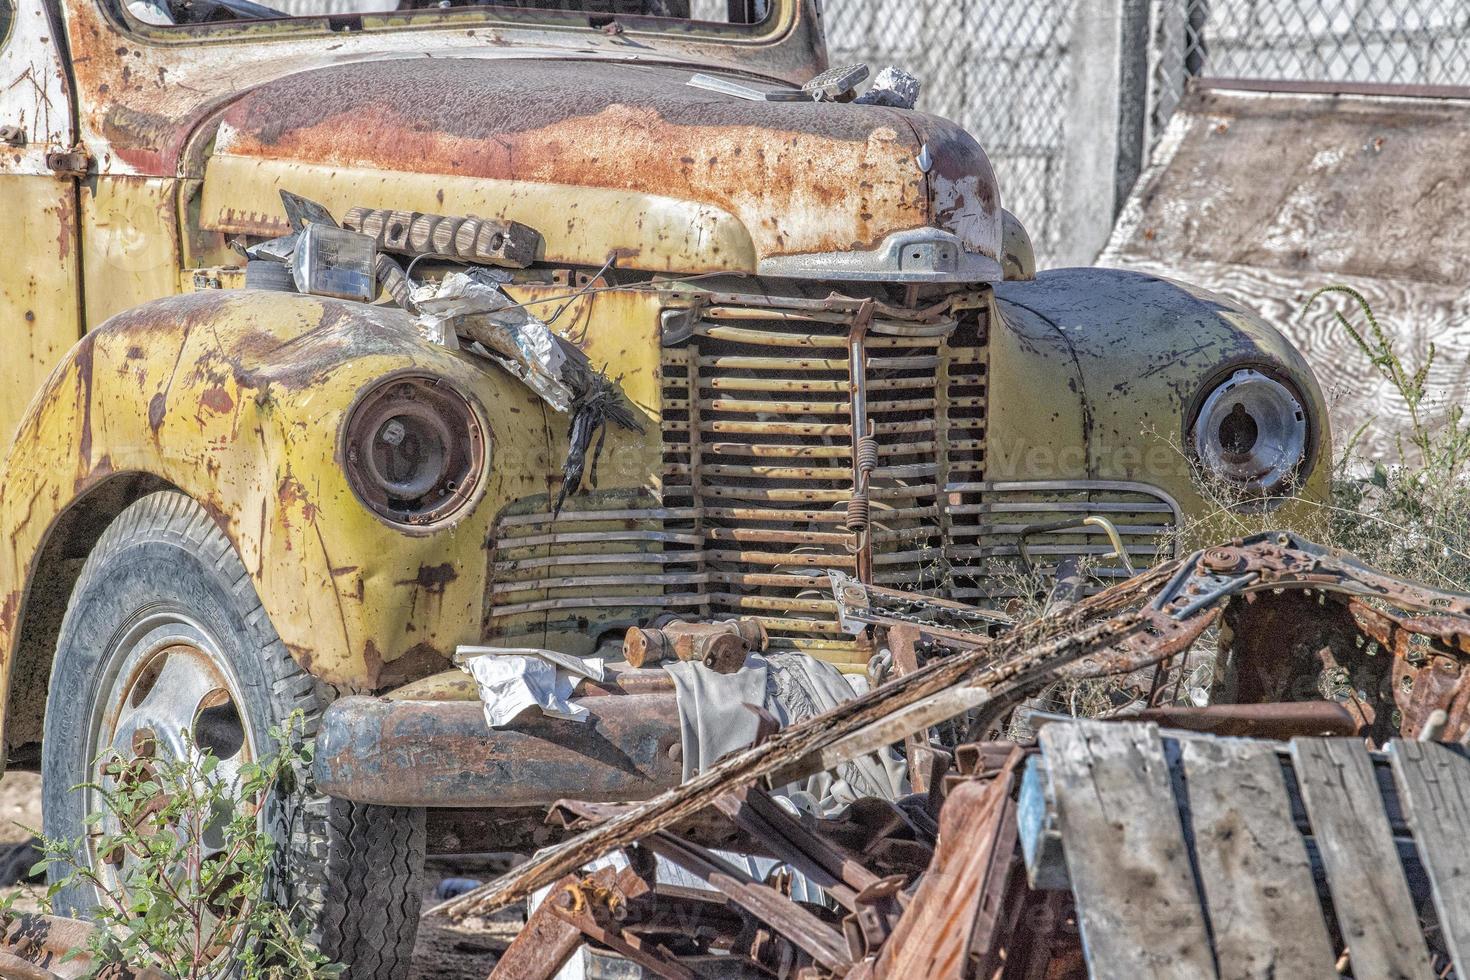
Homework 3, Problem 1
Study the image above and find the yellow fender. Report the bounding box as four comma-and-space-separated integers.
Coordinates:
0, 289, 550, 755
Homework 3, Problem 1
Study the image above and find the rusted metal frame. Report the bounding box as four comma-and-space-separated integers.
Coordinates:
632, 882, 753, 943
712, 395, 920, 417
830, 573, 1011, 641
538, 867, 701, 980
711, 785, 884, 912
934, 326, 957, 601
494, 549, 700, 571
489, 873, 587, 980
431, 560, 1186, 920
887, 625, 935, 796
492, 573, 712, 595
694, 289, 960, 327
843, 876, 906, 963
499, 507, 701, 528
873, 752, 1025, 979
640, 830, 852, 975
1191, 535, 1470, 621
765, 604, 1202, 789
848, 300, 876, 586
493, 594, 709, 618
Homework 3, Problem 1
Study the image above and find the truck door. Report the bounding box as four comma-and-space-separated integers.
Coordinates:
0, 2, 81, 443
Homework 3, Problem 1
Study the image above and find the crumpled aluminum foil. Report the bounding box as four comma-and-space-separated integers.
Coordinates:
412, 271, 574, 413
855, 66, 923, 109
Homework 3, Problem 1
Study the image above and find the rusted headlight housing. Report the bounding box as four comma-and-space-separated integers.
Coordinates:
1192, 368, 1307, 493
343, 375, 487, 529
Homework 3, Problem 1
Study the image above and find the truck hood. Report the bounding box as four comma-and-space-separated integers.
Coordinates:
204, 58, 1002, 281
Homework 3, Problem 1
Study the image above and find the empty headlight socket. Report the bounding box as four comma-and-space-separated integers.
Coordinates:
340, 373, 490, 531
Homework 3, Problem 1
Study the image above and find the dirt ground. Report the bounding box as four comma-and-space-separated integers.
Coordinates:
0, 773, 510, 978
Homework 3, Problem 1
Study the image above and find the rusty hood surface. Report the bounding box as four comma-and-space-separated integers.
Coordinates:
205, 59, 1002, 277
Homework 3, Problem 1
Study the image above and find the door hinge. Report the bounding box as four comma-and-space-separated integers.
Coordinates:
45, 147, 93, 178
0, 126, 24, 147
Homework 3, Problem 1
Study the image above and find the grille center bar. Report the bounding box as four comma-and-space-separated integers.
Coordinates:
846, 299, 875, 585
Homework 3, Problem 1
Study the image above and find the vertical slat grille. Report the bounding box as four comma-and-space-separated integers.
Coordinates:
663, 304, 862, 658
488, 294, 1178, 664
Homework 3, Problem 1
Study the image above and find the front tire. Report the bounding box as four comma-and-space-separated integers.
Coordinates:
41, 491, 424, 977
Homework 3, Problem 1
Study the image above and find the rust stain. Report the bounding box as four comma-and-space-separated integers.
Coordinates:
52, 195, 75, 262
147, 393, 166, 433
200, 386, 235, 414
73, 337, 96, 475
376, 641, 447, 691
286, 642, 315, 675
362, 637, 384, 688
399, 562, 459, 596
0, 592, 18, 638
276, 474, 318, 524
212, 59, 966, 259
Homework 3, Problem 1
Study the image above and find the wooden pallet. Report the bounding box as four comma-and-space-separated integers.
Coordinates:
1020, 720, 1470, 980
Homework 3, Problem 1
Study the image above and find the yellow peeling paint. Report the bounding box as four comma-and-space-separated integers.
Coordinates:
0, 290, 554, 749
0, 178, 83, 445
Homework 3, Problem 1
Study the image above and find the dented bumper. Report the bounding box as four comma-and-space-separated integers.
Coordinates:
313, 693, 683, 808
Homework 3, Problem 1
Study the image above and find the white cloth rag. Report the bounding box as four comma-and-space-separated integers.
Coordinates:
454, 646, 606, 727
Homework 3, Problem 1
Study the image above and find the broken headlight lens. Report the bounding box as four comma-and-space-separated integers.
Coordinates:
343, 375, 488, 529
1191, 368, 1307, 493
292, 223, 377, 302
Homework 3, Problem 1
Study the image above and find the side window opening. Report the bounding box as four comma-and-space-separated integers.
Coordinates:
0, 1, 13, 47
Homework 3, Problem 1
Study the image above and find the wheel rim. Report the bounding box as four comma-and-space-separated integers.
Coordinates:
83, 609, 258, 909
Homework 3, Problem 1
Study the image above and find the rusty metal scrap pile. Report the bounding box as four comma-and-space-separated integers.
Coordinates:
426, 531, 1470, 978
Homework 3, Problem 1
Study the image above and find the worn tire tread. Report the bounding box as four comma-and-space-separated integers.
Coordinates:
43, 491, 424, 977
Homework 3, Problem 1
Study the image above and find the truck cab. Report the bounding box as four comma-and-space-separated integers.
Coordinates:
0, 2, 1330, 973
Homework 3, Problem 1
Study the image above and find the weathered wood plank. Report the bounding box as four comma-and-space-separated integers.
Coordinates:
1179, 737, 1336, 980
1039, 721, 1216, 979
1389, 740, 1470, 978
1290, 738, 1434, 979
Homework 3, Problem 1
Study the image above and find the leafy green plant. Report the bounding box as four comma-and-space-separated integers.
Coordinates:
1305, 285, 1470, 592
33, 713, 341, 979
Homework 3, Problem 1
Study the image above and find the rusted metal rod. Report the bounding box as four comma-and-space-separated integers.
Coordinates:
623, 618, 767, 672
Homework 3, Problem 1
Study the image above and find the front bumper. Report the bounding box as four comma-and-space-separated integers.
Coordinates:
314, 688, 682, 808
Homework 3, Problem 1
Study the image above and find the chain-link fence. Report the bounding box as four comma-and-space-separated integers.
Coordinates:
826, 0, 1470, 266
1150, 0, 1470, 146
827, 2, 1076, 266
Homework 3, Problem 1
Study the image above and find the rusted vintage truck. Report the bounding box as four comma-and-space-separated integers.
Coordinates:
0, 0, 1330, 974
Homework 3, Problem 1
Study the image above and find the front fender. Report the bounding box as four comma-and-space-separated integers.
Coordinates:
988, 268, 1331, 515
0, 290, 551, 707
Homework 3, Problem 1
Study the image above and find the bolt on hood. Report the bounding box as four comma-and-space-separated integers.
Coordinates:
209, 58, 1002, 281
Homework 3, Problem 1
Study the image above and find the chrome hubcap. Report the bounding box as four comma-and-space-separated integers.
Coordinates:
86, 612, 256, 898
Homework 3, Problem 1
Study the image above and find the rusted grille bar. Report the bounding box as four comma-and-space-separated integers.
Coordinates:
487, 298, 1179, 666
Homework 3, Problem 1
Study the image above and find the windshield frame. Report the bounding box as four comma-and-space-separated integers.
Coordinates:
106, 0, 793, 48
